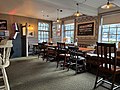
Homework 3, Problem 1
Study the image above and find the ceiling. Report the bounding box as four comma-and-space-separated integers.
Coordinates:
0, 0, 120, 21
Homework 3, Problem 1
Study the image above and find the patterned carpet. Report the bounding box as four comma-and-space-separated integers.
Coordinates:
6, 56, 113, 90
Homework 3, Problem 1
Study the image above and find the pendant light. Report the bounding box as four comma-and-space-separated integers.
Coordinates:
74, 3, 82, 17
56, 9, 60, 22
101, 0, 116, 9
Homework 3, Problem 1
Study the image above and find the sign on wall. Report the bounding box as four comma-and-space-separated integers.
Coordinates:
77, 21, 95, 36
0, 20, 7, 30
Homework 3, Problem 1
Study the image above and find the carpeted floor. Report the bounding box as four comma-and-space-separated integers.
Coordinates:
6, 56, 114, 90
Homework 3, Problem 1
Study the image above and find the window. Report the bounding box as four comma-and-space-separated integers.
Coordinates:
38, 22, 50, 43
64, 23, 74, 43
101, 23, 120, 45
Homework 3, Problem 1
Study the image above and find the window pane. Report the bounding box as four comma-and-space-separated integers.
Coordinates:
102, 34, 108, 41
110, 24, 117, 27
117, 35, 120, 41
109, 35, 116, 42
102, 28, 109, 33
110, 28, 116, 34
64, 23, 74, 43
117, 28, 120, 34
38, 22, 49, 43
103, 25, 109, 28
101, 23, 120, 45
117, 24, 120, 27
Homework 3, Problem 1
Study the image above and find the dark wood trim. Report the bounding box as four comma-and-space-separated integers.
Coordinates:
74, 18, 76, 43
50, 21, 52, 38
99, 9, 120, 16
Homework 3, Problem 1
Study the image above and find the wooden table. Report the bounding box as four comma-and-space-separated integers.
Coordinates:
45, 44, 57, 47
79, 47, 95, 52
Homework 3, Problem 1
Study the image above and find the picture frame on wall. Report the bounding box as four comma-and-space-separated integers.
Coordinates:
0, 20, 7, 30
28, 30, 34, 37
77, 21, 95, 37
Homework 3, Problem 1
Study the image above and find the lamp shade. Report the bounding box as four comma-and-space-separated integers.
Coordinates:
101, 0, 116, 9
57, 18, 60, 23
74, 3, 82, 17
74, 11, 82, 17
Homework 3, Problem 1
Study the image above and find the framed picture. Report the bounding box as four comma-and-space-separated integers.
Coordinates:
77, 21, 95, 37
0, 20, 7, 30
28, 30, 34, 37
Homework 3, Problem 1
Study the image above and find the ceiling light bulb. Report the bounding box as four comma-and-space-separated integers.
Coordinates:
76, 11, 80, 17
74, 11, 81, 17
57, 18, 60, 22
107, 5, 110, 8
107, 1, 110, 8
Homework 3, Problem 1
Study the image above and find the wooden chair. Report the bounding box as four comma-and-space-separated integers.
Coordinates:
56, 42, 70, 69
57, 42, 66, 49
47, 46, 57, 62
68, 46, 86, 74
86, 46, 98, 72
0, 40, 13, 90
38, 43, 44, 58
41, 42, 47, 61
94, 42, 120, 90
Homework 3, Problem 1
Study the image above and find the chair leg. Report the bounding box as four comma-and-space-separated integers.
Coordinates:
83, 60, 86, 71
57, 61, 59, 68
67, 65, 70, 71
94, 69, 99, 89
46, 54, 48, 62
38, 53, 40, 58
75, 60, 78, 74
111, 73, 116, 90
2, 68, 10, 90
63, 57, 66, 70
67, 62, 70, 71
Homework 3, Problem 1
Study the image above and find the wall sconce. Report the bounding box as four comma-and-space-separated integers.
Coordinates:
28, 25, 33, 30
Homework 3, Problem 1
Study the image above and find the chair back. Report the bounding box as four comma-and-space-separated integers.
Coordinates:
0, 40, 13, 67
68, 46, 79, 59
41, 42, 47, 49
42, 42, 47, 44
57, 42, 65, 50
38, 43, 44, 49
96, 42, 116, 71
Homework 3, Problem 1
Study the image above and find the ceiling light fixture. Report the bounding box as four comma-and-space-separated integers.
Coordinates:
56, 9, 60, 23
101, 0, 116, 9
74, 3, 82, 17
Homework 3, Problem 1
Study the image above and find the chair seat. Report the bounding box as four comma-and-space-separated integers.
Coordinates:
116, 56, 120, 60
48, 50, 56, 54
99, 64, 120, 73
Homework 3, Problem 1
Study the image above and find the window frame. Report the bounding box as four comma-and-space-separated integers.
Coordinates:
64, 23, 74, 43
38, 22, 50, 43
101, 23, 120, 44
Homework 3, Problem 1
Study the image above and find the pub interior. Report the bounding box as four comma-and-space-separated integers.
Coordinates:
0, 0, 120, 90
